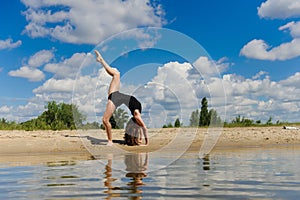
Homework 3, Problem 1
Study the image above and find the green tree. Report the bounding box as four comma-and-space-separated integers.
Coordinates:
242, 118, 254, 126
174, 118, 181, 127
21, 101, 86, 130
0, 102, 88, 131
232, 115, 241, 124
208, 109, 222, 126
0, 118, 7, 129
189, 109, 199, 127
199, 97, 209, 126
108, 108, 129, 129
162, 122, 173, 128
230, 115, 254, 127
266, 116, 273, 125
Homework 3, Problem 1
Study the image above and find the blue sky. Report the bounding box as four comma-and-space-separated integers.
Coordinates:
1, 0, 300, 126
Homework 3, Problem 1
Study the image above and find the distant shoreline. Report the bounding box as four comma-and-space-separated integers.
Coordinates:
1, 126, 300, 165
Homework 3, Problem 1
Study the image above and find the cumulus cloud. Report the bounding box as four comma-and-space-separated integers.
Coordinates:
8, 49, 54, 82
193, 56, 230, 78
241, 0, 300, 61
223, 71, 300, 121
0, 38, 22, 50
34, 78, 77, 93
28, 49, 54, 68
252, 71, 269, 79
258, 0, 300, 19
44, 52, 94, 79
8, 66, 45, 82
240, 38, 300, 60
0, 105, 11, 113
279, 21, 300, 37
279, 72, 300, 87
21, 0, 166, 44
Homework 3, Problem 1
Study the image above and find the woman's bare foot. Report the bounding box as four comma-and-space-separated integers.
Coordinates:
107, 141, 113, 146
94, 50, 104, 63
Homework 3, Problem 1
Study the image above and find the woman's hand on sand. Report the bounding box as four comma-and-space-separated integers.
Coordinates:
139, 141, 149, 146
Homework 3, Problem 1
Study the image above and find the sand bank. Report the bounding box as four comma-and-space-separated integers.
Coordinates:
0, 126, 299, 164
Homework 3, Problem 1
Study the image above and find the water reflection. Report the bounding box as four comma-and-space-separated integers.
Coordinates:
46, 160, 77, 167
2, 147, 300, 199
202, 154, 210, 171
104, 153, 148, 199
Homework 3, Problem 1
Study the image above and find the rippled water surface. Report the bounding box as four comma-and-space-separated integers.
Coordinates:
1, 146, 300, 199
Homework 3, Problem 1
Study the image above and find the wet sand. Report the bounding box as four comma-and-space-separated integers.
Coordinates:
0, 126, 299, 165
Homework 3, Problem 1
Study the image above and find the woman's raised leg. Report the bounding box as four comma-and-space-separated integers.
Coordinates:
95, 50, 120, 94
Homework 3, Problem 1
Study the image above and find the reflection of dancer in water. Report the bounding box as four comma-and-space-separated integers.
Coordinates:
95, 50, 148, 146
125, 153, 148, 197
103, 155, 118, 199
103, 153, 148, 199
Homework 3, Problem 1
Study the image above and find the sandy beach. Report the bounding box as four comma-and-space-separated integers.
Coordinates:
1, 126, 300, 165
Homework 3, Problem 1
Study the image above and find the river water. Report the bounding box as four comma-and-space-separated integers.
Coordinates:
1, 146, 300, 199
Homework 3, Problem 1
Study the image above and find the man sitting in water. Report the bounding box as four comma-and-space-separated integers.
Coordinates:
95, 50, 149, 146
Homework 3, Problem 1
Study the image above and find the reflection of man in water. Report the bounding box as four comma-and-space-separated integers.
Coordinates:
103, 153, 148, 199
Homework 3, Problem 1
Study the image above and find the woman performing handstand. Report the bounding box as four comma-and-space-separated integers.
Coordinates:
95, 50, 148, 146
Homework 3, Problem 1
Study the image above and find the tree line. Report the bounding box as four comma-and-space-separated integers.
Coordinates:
162, 97, 222, 128
164, 97, 288, 128
0, 101, 85, 131
0, 101, 131, 131
0, 99, 291, 131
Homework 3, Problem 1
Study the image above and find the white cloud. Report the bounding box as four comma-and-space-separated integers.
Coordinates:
0, 38, 22, 50
222, 72, 300, 122
279, 21, 300, 37
279, 72, 300, 87
240, 39, 274, 60
8, 49, 55, 82
28, 49, 54, 68
33, 78, 76, 93
15, 100, 46, 121
240, 37, 300, 61
4, 51, 111, 122
241, 0, 300, 61
279, 21, 295, 31
252, 71, 269, 79
21, 0, 166, 44
8, 66, 45, 82
44, 52, 94, 79
258, 0, 300, 19
193, 56, 230, 78
0, 105, 11, 113
134, 59, 229, 126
